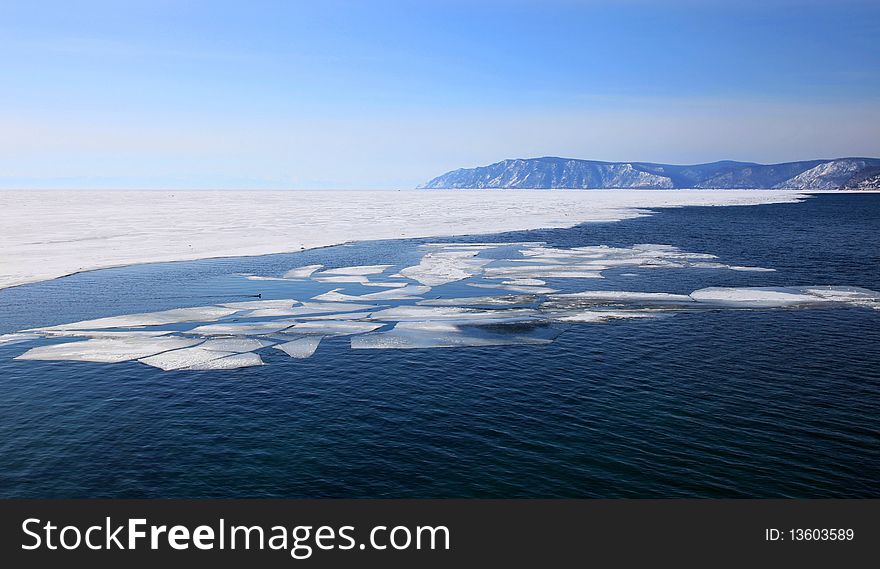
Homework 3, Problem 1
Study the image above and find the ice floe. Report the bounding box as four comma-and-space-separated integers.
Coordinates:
311, 286, 430, 302
690, 286, 880, 309
254, 301, 379, 317
186, 321, 294, 336
32, 306, 242, 331
273, 337, 322, 358
351, 320, 559, 350
418, 295, 538, 307
468, 283, 560, 294
15, 336, 202, 363
368, 306, 540, 324
200, 338, 275, 352
503, 278, 546, 286
319, 264, 394, 276
549, 291, 695, 304
219, 299, 298, 309
139, 346, 239, 371
185, 352, 264, 370
547, 310, 661, 323
399, 246, 492, 286
0, 333, 42, 346
282, 265, 323, 279
284, 321, 383, 336
7, 238, 878, 372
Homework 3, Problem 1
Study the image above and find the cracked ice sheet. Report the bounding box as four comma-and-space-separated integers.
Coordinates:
185, 352, 264, 370
14, 336, 203, 363
30, 306, 242, 331
351, 320, 559, 350
139, 346, 239, 371
274, 336, 322, 358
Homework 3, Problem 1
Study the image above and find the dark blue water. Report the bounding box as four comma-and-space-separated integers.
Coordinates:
1, 193, 878, 498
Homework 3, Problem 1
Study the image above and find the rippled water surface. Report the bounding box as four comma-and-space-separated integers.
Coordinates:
1, 193, 878, 497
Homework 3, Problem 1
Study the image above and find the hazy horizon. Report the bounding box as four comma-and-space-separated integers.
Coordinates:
2, 0, 879, 189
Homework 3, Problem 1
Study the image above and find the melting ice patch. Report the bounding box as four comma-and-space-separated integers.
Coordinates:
6, 241, 879, 372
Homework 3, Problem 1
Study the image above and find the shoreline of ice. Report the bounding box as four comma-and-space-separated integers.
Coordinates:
0, 189, 809, 291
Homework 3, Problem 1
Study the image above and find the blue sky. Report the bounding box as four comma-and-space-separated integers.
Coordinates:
1, 0, 878, 189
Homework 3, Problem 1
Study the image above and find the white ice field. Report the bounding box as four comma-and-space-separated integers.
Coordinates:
0, 189, 809, 290
4, 241, 879, 371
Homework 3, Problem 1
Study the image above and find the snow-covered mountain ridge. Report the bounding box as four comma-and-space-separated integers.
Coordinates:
422, 157, 880, 189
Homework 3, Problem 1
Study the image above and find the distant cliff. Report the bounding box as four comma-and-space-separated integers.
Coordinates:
421, 157, 880, 189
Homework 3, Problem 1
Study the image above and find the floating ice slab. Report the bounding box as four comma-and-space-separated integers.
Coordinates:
690, 287, 822, 307
199, 337, 275, 352
34, 330, 174, 339
418, 295, 537, 307
274, 337, 322, 358
0, 333, 42, 346
483, 266, 604, 279
282, 265, 323, 279
351, 320, 558, 350
369, 305, 539, 323
549, 291, 695, 303
285, 321, 383, 336
729, 266, 776, 272
400, 248, 492, 286
185, 352, 264, 370
139, 346, 239, 371
15, 336, 202, 363
548, 310, 661, 323
468, 283, 560, 294
34, 306, 242, 331
242, 307, 317, 318
796, 286, 880, 308
311, 286, 429, 302
361, 281, 410, 288
311, 275, 372, 284
219, 299, 298, 309
257, 301, 380, 317
319, 264, 394, 276
186, 321, 294, 336
503, 278, 546, 286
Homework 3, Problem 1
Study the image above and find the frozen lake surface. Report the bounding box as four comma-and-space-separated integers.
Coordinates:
0, 193, 878, 497
0, 189, 806, 290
